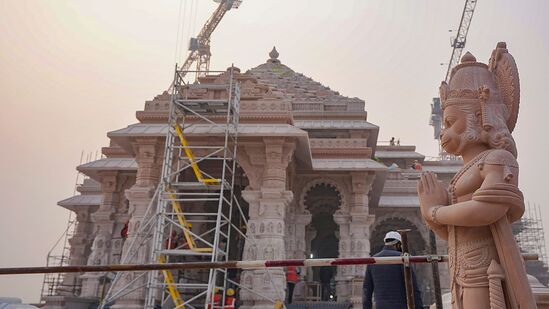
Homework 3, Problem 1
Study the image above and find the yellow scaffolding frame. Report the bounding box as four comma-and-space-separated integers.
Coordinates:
174, 123, 220, 185
158, 255, 185, 309
167, 190, 212, 253
160, 121, 220, 307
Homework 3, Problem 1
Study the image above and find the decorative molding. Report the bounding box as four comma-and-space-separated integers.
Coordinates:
309, 138, 368, 149
240, 99, 290, 113
102, 146, 130, 158
310, 138, 372, 158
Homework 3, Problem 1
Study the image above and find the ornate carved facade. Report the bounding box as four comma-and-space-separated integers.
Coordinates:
43, 48, 459, 308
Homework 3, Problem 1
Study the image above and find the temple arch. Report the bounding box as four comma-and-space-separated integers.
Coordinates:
298, 177, 348, 213
300, 179, 346, 300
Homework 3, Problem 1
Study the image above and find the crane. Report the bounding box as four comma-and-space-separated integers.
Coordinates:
430, 0, 478, 156
180, 0, 242, 79
444, 0, 478, 83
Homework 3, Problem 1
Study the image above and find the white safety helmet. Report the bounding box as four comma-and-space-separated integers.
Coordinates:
384, 231, 402, 245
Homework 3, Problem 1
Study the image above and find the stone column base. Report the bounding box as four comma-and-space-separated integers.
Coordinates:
79, 273, 104, 298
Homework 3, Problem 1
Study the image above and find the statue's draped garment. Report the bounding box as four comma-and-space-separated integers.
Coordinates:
447, 149, 534, 308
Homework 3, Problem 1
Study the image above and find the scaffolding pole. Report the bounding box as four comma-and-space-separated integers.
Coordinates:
0, 254, 539, 275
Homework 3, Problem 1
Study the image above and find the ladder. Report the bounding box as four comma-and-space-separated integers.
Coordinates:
158, 255, 185, 309
40, 165, 87, 302
174, 123, 220, 185
145, 66, 241, 309
167, 189, 212, 253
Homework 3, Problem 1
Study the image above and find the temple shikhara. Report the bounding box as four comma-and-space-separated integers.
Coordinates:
40, 48, 468, 309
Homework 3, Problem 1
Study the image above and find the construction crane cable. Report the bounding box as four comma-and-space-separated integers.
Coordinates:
179, 0, 189, 63
174, 0, 185, 64
192, 0, 199, 36
187, 0, 195, 50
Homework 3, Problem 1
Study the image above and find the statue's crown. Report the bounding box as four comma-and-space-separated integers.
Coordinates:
439, 42, 520, 132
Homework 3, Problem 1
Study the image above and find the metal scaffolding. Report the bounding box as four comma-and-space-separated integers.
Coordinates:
515, 203, 548, 265
146, 66, 241, 309
513, 203, 549, 286
98, 67, 280, 309
39, 213, 77, 302
39, 151, 96, 302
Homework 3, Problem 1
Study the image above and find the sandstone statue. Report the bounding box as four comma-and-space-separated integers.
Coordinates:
418, 42, 537, 308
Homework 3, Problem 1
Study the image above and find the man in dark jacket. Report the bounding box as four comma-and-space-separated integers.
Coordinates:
363, 231, 423, 309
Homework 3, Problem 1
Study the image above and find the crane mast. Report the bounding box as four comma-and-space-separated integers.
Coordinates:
180, 0, 241, 78
430, 0, 478, 157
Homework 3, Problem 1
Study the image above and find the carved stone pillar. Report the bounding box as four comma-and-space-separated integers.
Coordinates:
334, 211, 352, 300
240, 190, 292, 308
284, 193, 311, 279
59, 207, 96, 296
293, 213, 312, 259
81, 171, 123, 297
284, 200, 296, 259
239, 137, 295, 309
333, 173, 376, 304
349, 172, 376, 270
284, 196, 311, 260
112, 138, 162, 309
348, 172, 376, 307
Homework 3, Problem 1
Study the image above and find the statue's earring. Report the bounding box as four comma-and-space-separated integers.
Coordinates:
478, 85, 491, 128
475, 110, 483, 127
480, 127, 491, 144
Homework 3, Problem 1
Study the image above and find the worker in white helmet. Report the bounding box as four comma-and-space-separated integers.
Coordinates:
363, 231, 423, 309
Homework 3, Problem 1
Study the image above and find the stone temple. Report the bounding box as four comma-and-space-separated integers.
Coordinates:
42, 48, 463, 309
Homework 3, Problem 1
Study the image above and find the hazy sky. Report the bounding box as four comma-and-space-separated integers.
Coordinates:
1, 0, 548, 303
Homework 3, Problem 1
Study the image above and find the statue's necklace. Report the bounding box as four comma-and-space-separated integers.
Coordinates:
448, 149, 492, 296
448, 149, 492, 204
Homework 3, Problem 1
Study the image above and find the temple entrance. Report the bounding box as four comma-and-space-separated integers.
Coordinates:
304, 182, 341, 300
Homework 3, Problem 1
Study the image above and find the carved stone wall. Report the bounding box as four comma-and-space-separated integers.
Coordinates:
57, 207, 97, 297
80, 171, 133, 298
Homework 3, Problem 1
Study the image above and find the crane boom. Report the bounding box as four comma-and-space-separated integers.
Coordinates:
431, 0, 478, 151
179, 0, 241, 76
444, 0, 478, 82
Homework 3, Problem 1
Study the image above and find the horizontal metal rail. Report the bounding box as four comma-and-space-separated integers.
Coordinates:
0, 254, 538, 275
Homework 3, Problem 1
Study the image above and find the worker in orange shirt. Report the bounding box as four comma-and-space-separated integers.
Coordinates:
207, 288, 222, 309
286, 266, 299, 303
225, 288, 236, 309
